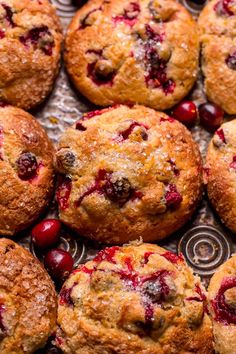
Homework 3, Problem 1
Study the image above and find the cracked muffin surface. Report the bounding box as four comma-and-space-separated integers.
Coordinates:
55, 104, 202, 244
0, 105, 54, 236
65, 0, 199, 110
199, 0, 236, 114
0, 0, 62, 110
208, 255, 236, 354
56, 243, 213, 354
205, 120, 236, 233
0, 238, 57, 354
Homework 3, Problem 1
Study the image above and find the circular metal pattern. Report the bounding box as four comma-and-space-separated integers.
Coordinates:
51, 0, 77, 18
178, 225, 232, 276
30, 232, 86, 268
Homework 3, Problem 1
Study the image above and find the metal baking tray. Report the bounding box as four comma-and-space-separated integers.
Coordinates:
25, 0, 235, 281
16, 1, 236, 351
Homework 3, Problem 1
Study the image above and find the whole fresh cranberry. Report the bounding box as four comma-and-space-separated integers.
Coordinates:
16, 152, 38, 180
199, 102, 224, 132
31, 219, 61, 249
172, 101, 198, 127
44, 249, 74, 282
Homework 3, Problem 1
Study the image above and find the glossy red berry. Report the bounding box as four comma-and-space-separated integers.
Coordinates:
31, 219, 61, 249
199, 102, 224, 132
172, 101, 197, 127
44, 249, 74, 281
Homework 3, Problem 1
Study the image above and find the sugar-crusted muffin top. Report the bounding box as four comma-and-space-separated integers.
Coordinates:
0, 105, 54, 235
55, 104, 202, 244
208, 255, 236, 354
0, 238, 57, 354
0, 0, 62, 110
65, 0, 199, 110
56, 243, 213, 354
205, 119, 236, 232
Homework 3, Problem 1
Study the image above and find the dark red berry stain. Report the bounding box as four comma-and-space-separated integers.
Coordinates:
1, 4, 15, 27
76, 169, 142, 207
75, 107, 108, 130
216, 128, 226, 143
167, 159, 180, 176
160, 116, 175, 123
143, 252, 155, 265
187, 284, 206, 302
93, 246, 120, 263
75, 121, 87, 131
211, 277, 236, 325
59, 282, 78, 306
161, 251, 184, 264
16, 152, 38, 180
113, 2, 141, 27
141, 24, 175, 94
226, 52, 236, 70
20, 26, 54, 56
203, 167, 210, 177
0, 126, 3, 161
0, 29, 5, 39
0, 304, 6, 333
230, 156, 236, 169
56, 175, 72, 210
214, 0, 235, 16
79, 7, 102, 29
116, 121, 149, 142
165, 184, 183, 208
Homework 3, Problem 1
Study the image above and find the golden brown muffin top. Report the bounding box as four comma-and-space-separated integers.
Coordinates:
55, 104, 202, 244
0, 238, 57, 354
0, 105, 54, 236
208, 254, 236, 354
57, 243, 213, 354
65, 0, 199, 110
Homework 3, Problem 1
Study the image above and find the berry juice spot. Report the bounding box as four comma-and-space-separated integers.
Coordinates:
59, 282, 78, 306
167, 159, 180, 176
93, 246, 120, 264
56, 175, 72, 210
160, 116, 175, 123
1, 4, 15, 27
116, 121, 149, 142
20, 26, 54, 56
216, 128, 226, 144
211, 277, 236, 325
161, 251, 183, 264
230, 156, 236, 169
79, 7, 102, 29
214, 0, 235, 16
113, 2, 141, 27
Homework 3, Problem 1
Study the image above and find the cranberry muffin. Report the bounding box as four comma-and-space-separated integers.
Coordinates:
64, 0, 199, 111
199, 0, 236, 114
208, 255, 236, 354
205, 120, 236, 232
0, 238, 57, 353
0, 105, 54, 236
0, 0, 62, 110
56, 243, 213, 354
55, 104, 202, 244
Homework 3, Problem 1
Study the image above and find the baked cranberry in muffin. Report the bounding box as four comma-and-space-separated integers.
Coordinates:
64, 0, 199, 111
0, 105, 54, 236
0, 238, 57, 353
56, 243, 213, 353
208, 255, 236, 354
0, 0, 62, 110
205, 119, 236, 232
55, 105, 202, 244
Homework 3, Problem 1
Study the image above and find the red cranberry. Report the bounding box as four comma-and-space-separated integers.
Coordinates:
172, 101, 197, 127
199, 102, 224, 132
165, 184, 182, 208
31, 219, 61, 249
226, 52, 236, 70
44, 249, 74, 281
230, 156, 236, 169
214, 0, 234, 16
16, 152, 38, 180
20, 26, 54, 56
